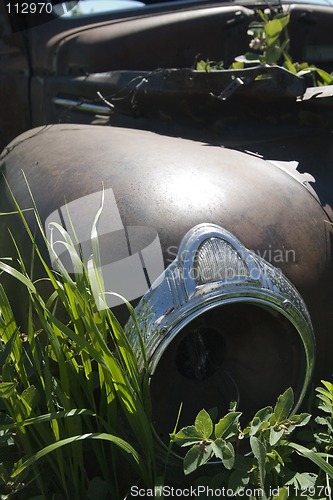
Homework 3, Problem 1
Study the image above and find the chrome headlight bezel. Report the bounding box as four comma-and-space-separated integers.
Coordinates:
126, 223, 315, 413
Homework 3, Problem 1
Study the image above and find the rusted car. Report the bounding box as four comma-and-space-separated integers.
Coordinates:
1, 0, 333, 439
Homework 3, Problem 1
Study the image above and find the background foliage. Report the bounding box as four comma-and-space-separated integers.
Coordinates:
196, 8, 333, 87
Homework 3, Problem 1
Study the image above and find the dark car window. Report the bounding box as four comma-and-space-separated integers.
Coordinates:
57, 0, 145, 17
59, 0, 333, 16
51, 0, 333, 20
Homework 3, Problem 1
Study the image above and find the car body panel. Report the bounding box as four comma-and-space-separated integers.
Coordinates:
1, 0, 333, 432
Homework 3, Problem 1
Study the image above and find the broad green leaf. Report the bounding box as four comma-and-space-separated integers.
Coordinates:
317, 392, 331, 403
272, 388, 294, 424
269, 426, 284, 446
250, 435, 266, 487
321, 380, 333, 393
265, 19, 284, 39
316, 387, 333, 399
211, 438, 225, 461
294, 471, 317, 488
196, 60, 212, 72
215, 412, 241, 440
221, 442, 235, 470
249, 406, 273, 435
230, 61, 244, 70
171, 425, 203, 447
314, 431, 332, 445
212, 439, 235, 470
315, 415, 333, 432
249, 416, 261, 436
285, 471, 317, 491
183, 443, 213, 475
316, 382, 333, 414
184, 445, 201, 475
288, 413, 311, 428
316, 415, 332, 425
195, 409, 213, 439
316, 394, 332, 413
254, 405, 273, 420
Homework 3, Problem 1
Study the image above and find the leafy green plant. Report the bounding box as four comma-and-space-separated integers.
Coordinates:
170, 387, 333, 499
196, 8, 333, 87
233, 10, 291, 67
0, 183, 162, 499
311, 381, 333, 498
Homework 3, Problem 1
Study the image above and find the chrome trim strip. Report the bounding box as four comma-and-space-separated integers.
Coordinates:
52, 97, 113, 116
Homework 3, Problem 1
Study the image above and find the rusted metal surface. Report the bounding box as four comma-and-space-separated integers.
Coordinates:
1, 0, 333, 431
1, 124, 332, 384
29, 6, 253, 75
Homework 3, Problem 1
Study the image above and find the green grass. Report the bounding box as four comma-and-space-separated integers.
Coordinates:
0, 184, 160, 499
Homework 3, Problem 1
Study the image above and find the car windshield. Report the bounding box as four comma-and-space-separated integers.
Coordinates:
58, 0, 333, 18
58, 0, 145, 16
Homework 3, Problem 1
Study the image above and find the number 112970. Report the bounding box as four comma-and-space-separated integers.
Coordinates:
287, 485, 331, 497
6, 3, 53, 14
